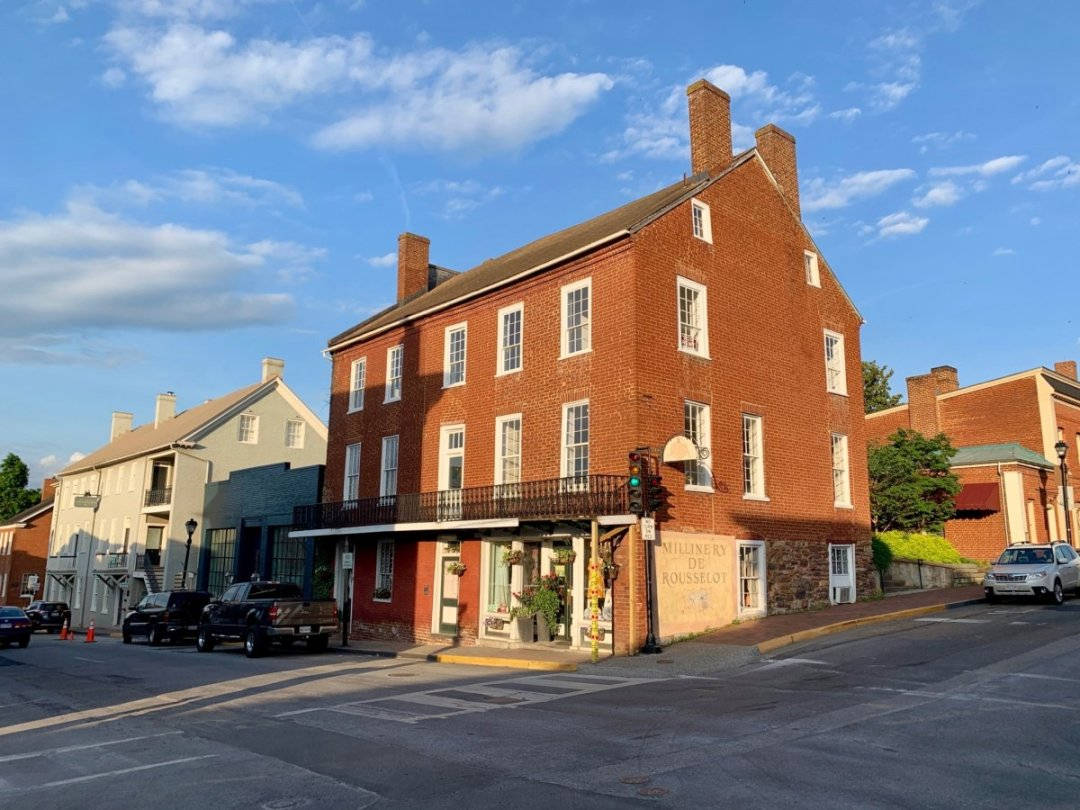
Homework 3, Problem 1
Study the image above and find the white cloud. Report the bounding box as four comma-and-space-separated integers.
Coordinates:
993, 247, 1016, 256
1030, 216, 1042, 226
0, 200, 296, 343
106, 25, 612, 152
113, 0, 270, 20
875, 210, 929, 238
411, 179, 507, 219
353, 191, 374, 203
69, 451, 86, 464
101, 66, 127, 87
366, 252, 397, 268
913, 180, 963, 208
930, 155, 1027, 177
829, 107, 862, 122
801, 168, 916, 212
246, 239, 326, 283
911, 130, 976, 153
1012, 156, 1080, 190
77, 167, 303, 209
865, 29, 922, 111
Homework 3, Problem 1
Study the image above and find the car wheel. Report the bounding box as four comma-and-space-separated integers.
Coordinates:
196, 627, 215, 653
306, 634, 329, 654
46, 627, 55, 635
243, 627, 265, 658
18, 636, 29, 649
1051, 580, 1065, 606
985, 591, 997, 603
149, 624, 165, 646
122, 630, 132, 644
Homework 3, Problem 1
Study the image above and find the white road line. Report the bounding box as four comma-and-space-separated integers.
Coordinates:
861, 685, 1080, 711
73, 656, 105, 663
2, 755, 216, 793
1011, 672, 1080, 684
754, 658, 830, 671
0, 731, 183, 764
913, 617, 990, 624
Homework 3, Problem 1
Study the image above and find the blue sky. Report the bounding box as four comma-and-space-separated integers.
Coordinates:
3, 0, 1079, 486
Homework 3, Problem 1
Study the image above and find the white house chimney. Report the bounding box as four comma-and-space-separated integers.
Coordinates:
110, 411, 133, 442
261, 357, 285, 382
154, 392, 176, 428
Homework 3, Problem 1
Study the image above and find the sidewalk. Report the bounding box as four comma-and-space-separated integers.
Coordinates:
333, 638, 591, 671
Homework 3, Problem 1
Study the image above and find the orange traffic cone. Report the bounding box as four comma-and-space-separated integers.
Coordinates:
59, 619, 68, 640
84, 620, 96, 643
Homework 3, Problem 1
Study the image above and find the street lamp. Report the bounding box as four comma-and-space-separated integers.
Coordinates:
1055, 440, 1074, 547
182, 518, 198, 589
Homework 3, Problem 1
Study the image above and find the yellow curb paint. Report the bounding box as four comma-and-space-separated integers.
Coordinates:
755, 602, 961, 654
432, 653, 578, 672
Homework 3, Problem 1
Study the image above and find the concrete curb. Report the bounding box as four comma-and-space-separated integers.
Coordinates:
755, 597, 987, 654
333, 644, 580, 671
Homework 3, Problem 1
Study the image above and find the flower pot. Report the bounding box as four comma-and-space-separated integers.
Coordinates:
535, 613, 553, 643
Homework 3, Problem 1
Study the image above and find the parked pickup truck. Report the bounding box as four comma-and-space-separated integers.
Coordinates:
196, 580, 338, 658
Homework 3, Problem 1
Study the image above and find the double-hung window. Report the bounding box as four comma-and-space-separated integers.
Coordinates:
691, 198, 712, 243
374, 540, 394, 601
824, 330, 847, 395
349, 358, 366, 412
380, 435, 399, 499
494, 414, 522, 494
343, 442, 361, 501
285, 419, 305, 449
832, 433, 851, 507
560, 278, 591, 358
497, 303, 523, 375
238, 413, 259, 444
683, 401, 712, 490
804, 250, 821, 287
562, 401, 590, 484
443, 323, 467, 388
385, 345, 403, 403
742, 414, 766, 499
677, 276, 709, 357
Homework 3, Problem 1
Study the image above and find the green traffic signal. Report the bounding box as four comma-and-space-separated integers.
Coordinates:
629, 475, 641, 486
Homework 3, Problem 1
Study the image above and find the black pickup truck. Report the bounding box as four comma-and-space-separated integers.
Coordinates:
196, 581, 338, 658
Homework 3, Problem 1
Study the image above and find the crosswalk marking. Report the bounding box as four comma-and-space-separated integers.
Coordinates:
914, 617, 990, 624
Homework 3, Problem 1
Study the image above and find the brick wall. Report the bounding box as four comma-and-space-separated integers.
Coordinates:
865, 406, 911, 444
2, 504, 52, 605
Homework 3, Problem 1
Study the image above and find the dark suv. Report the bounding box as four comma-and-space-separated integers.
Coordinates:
123, 591, 212, 645
25, 601, 71, 633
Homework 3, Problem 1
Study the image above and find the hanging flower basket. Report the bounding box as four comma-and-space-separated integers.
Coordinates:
484, 616, 506, 631
553, 549, 577, 565
502, 549, 524, 566
373, 587, 392, 600
447, 561, 467, 576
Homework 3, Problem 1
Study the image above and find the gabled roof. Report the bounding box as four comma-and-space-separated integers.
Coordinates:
952, 443, 1054, 470
0, 496, 54, 529
60, 380, 270, 476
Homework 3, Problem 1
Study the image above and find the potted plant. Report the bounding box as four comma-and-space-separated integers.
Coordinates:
484, 616, 506, 631
510, 573, 564, 641
502, 548, 524, 566
373, 587, 392, 600
553, 548, 577, 565
447, 561, 466, 576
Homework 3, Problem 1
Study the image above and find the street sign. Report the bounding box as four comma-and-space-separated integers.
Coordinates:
73, 495, 100, 509
640, 517, 656, 541
342, 552, 354, 570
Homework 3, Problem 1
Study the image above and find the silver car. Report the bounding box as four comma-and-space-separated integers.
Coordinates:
983, 543, 1080, 605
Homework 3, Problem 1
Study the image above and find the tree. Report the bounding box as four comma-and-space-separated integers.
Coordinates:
0, 453, 40, 521
863, 360, 903, 414
868, 430, 961, 533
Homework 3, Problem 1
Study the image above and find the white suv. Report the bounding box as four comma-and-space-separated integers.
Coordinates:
984, 543, 1080, 605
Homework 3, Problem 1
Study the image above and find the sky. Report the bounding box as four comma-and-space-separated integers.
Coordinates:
2, 0, 1079, 487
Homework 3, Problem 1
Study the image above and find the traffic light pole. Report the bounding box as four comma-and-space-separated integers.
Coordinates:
628, 448, 663, 655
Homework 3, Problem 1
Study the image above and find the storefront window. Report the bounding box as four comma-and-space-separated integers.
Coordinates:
488, 542, 511, 614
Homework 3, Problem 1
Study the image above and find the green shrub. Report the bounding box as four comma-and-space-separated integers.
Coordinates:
874, 531, 964, 565
871, 535, 893, 573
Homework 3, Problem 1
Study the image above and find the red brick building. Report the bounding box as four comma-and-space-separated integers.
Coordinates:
294, 79, 873, 655
0, 479, 56, 606
866, 362, 1080, 561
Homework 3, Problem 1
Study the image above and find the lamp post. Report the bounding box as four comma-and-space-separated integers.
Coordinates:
1055, 440, 1074, 547
182, 518, 198, 589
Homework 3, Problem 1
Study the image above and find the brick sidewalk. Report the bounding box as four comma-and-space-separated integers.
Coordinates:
696, 585, 986, 648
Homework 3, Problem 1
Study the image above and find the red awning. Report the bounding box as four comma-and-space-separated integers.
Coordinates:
954, 482, 1000, 512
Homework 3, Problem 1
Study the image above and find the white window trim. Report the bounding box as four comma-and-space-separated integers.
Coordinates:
742, 413, 768, 501
828, 543, 856, 604
438, 424, 466, 492
374, 539, 394, 602
238, 413, 259, 444
683, 400, 713, 492
493, 413, 523, 486
691, 198, 713, 244
676, 275, 710, 359
831, 432, 853, 508
496, 302, 524, 376
286, 419, 305, 450
560, 400, 590, 480
824, 330, 848, 396
384, 344, 403, 403
343, 442, 361, 501
380, 435, 399, 498
804, 250, 821, 287
559, 277, 592, 359
442, 322, 468, 389
348, 357, 367, 413
736, 539, 767, 619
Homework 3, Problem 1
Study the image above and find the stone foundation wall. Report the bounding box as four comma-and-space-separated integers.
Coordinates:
766, 537, 875, 614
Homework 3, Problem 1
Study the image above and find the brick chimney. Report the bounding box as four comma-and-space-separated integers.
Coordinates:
154, 392, 176, 428
42, 477, 58, 500
755, 124, 800, 218
906, 367, 959, 435
397, 233, 431, 302
931, 365, 959, 394
1054, 360, 1077, 380
110, 411, 133, 442
686, 80, 732, 176
261, 357, 284, 382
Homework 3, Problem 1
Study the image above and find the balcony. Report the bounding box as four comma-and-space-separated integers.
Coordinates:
293, 475, 630, 531
144, 486, 172, 508
47, 554, 77, 572
94, 551, 132, 571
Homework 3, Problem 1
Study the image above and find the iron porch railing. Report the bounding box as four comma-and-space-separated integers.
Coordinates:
144, 486, 172, 507
293, 475, 630, 531
94, 551, 131, 570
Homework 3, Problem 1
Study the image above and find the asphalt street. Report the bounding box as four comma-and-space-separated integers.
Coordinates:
2, 599, 1079, 808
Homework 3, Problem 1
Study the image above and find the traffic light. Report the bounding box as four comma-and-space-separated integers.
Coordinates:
645, 471, 666, 514
627, 451, 644, 515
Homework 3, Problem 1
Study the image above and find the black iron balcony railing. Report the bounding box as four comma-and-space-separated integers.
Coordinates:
293, 475, 629, 531
144, 486, 172, 507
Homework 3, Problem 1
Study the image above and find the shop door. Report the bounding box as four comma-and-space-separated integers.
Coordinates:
438, 557, 460, 636
829, 544, 855, 603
